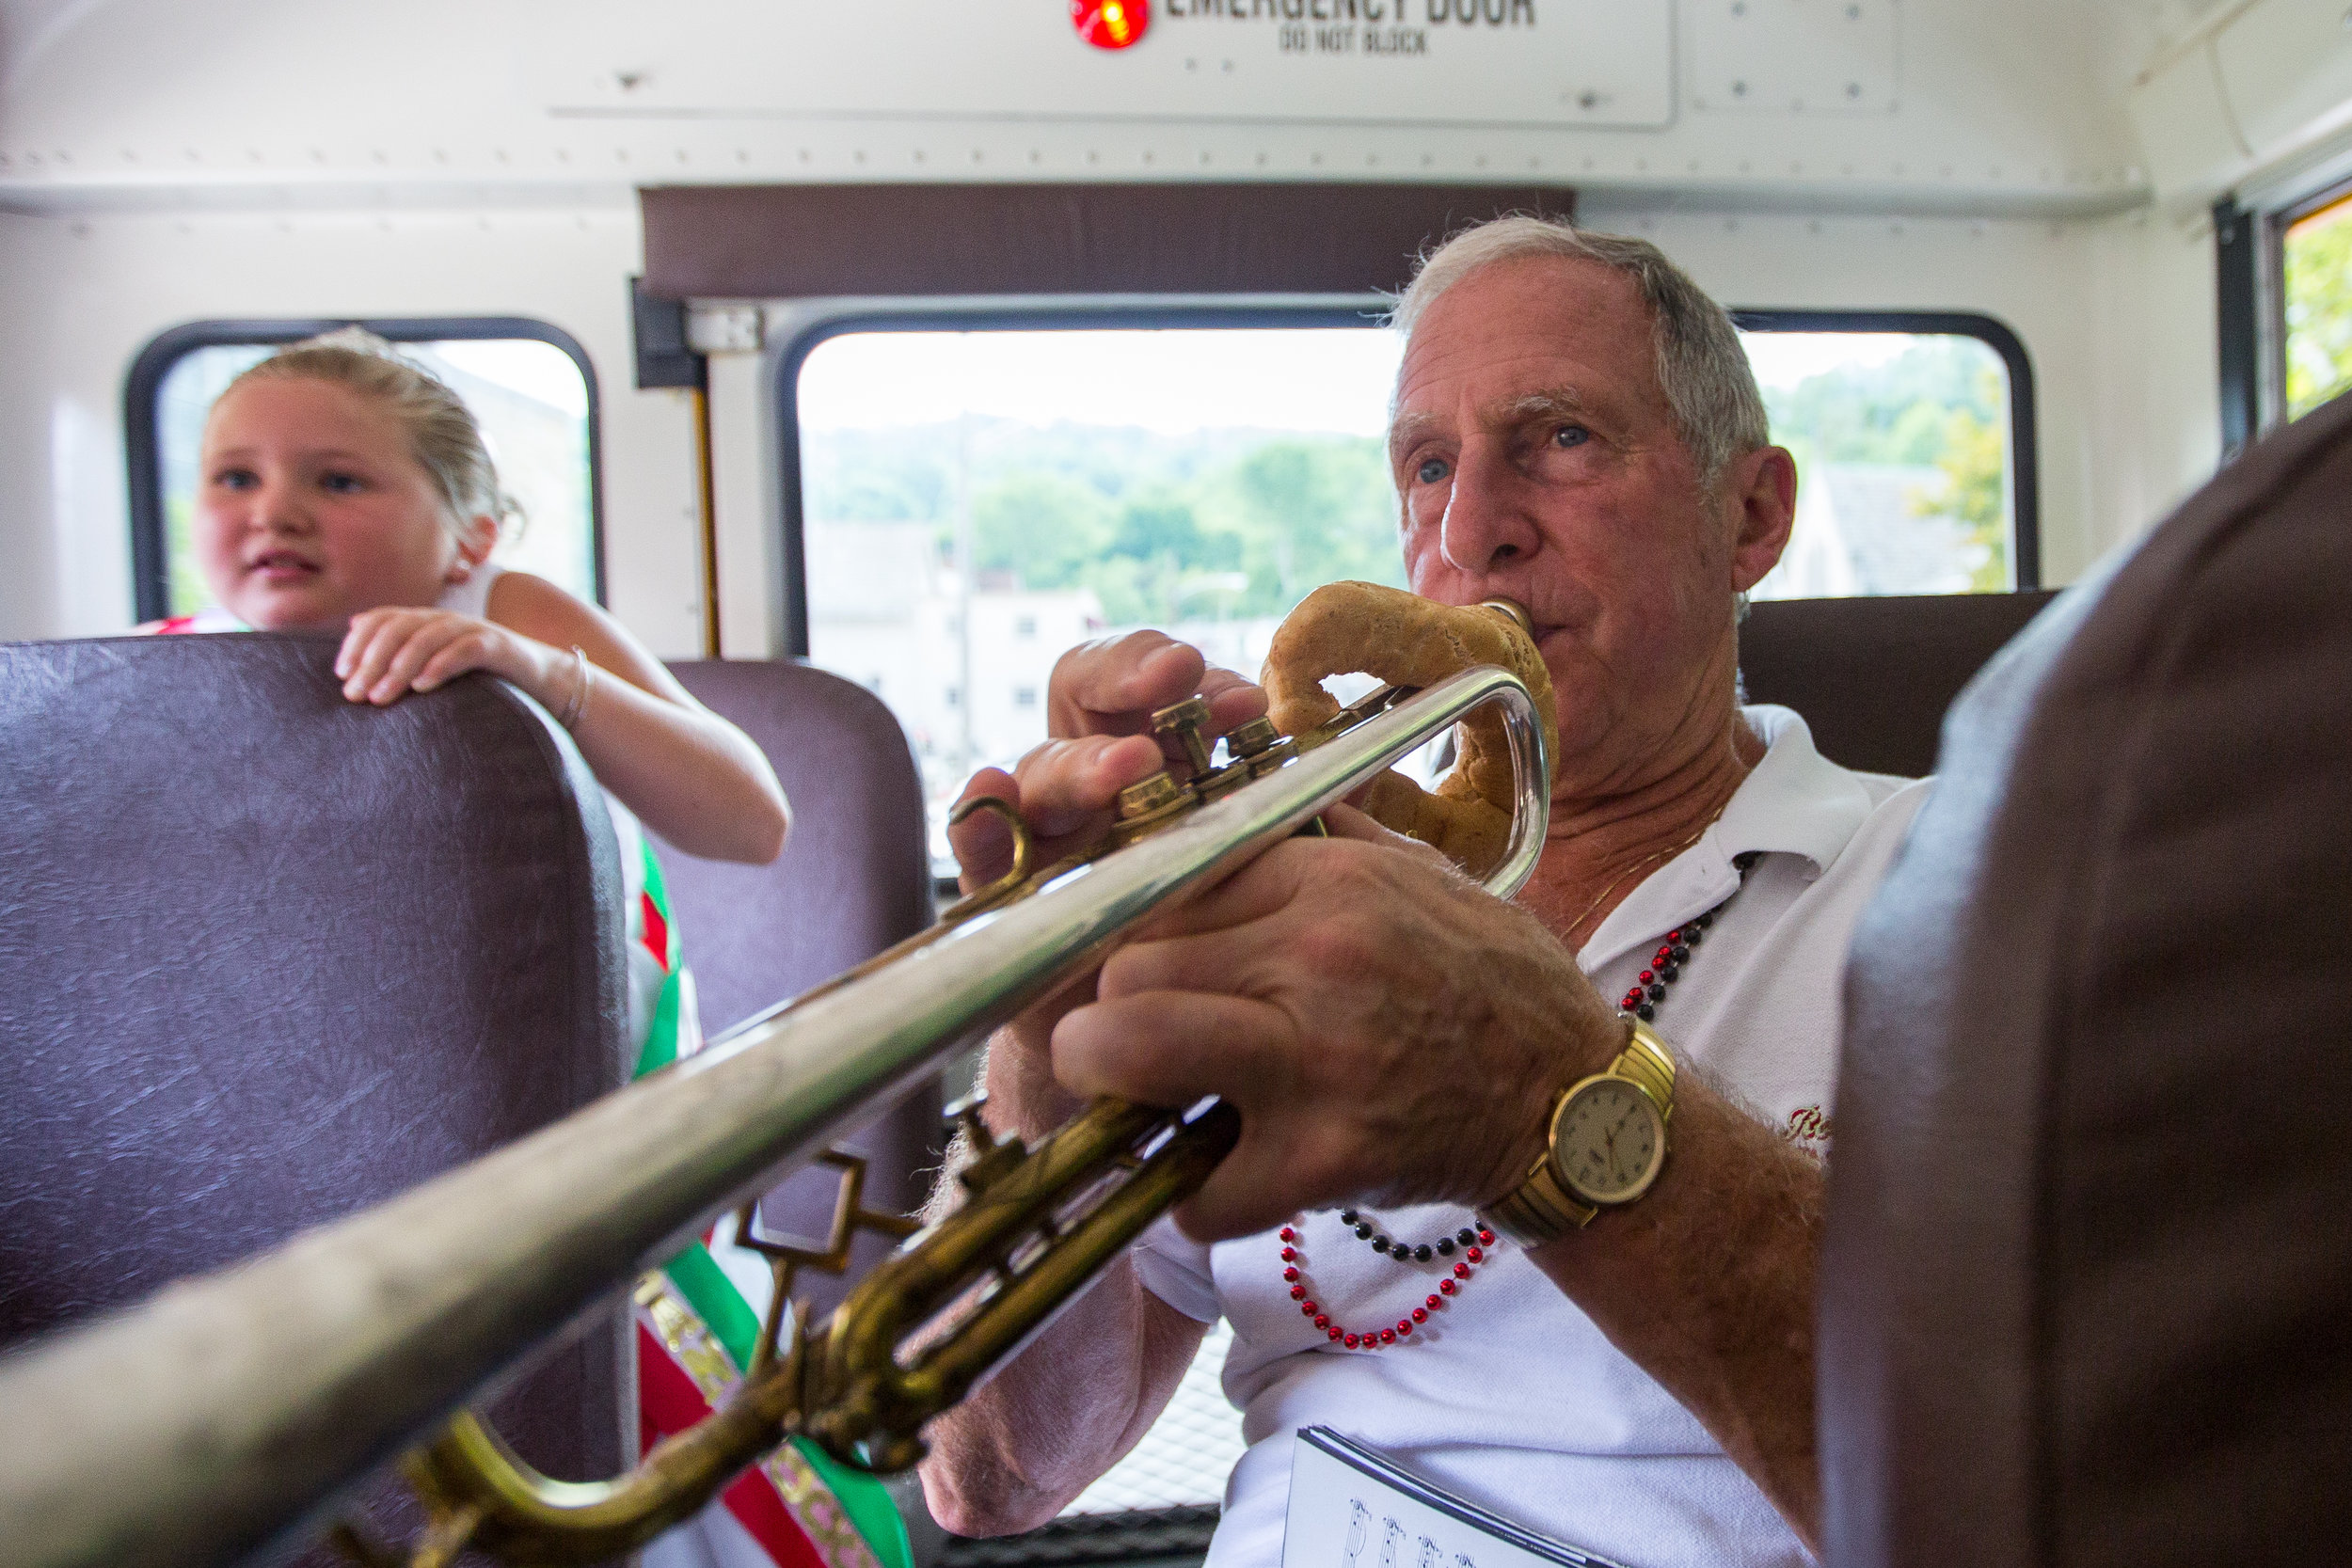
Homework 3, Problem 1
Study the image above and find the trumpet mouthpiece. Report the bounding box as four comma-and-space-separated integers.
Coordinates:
1478, 598, 1534, 640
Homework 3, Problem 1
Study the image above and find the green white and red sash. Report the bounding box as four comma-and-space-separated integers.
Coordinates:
618, 810, 913, 1568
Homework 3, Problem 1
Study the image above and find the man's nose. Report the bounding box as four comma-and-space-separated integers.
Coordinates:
1438, 447, 1541, 576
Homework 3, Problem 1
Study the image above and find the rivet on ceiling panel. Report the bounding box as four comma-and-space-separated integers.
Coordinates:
1691, 0, 1899, 116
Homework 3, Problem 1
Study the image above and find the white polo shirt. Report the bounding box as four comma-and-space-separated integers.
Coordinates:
1130, 705, 1928, 1568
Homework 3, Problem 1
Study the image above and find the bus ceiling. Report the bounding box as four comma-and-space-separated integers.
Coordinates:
1, 0, 2348, 222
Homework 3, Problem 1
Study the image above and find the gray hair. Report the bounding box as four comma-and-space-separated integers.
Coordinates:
224, 327, 521, 537
1391, 216, 1770, 493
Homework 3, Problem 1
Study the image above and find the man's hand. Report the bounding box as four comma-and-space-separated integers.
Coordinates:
1048, 809, 1828, 1547
1048, 813, 1629, 1241
918, 630, 1256, 1533
945, 631, 1266, 1139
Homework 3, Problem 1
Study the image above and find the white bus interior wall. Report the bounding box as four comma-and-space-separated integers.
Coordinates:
7, 0, 2352, 650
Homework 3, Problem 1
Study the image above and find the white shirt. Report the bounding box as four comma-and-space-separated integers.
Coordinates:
1130, 706, 1928, 1568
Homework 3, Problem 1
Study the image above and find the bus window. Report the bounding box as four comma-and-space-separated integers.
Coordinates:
133, 325, 601, 619
795, 322, 1406, 885
1740, 321, 2029, 600
2283, 188, 2352, 421
796, 317, 2035, 875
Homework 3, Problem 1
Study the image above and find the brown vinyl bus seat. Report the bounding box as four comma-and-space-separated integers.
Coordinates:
1740, 590, 2060, 780
1820, 392, 2352, 1565
0, 632, 634, 1553
655, 658, 936, 1316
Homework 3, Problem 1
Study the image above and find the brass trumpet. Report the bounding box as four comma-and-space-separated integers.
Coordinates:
0, 607, 1550, 1568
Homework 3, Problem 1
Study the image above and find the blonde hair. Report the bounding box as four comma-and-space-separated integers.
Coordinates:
1391, 216, 1770, 494
224, 328, 522, 536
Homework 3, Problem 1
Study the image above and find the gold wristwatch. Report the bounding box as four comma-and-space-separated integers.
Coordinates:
1480, 1021, 1677, 1248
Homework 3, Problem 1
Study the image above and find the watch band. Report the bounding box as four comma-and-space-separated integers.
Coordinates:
1480, 1022, 1677, 1250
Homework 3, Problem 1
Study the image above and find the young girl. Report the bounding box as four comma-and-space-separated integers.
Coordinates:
159, 327, 788, 869
151, 334, 906, 1568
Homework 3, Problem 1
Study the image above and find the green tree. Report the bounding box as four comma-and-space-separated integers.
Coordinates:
1918, 392, 2008, 592
2286, 205, 2352, 419
1763, 341, 2003, 465
1216, 437, 1403, 615
969, 471, 1113, 589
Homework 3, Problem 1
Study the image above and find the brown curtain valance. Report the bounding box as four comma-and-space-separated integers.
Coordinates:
639, 182, 1574, 301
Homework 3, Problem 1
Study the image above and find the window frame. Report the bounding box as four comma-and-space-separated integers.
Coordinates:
123, 316, 606, 624
2217, 152, 2352, 449
776, 301, 2043, 650
2254, 172, 2352, 436
774, 297, 1393, 658
1729, 309, 2042, 592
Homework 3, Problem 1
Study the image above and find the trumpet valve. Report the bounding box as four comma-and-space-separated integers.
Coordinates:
1112, 769, 1194, 845
1150, 697, 1216, 780
945, 1091, 995, 1151
946, 1093, 1026, 1194
1225, 715, 1295, 775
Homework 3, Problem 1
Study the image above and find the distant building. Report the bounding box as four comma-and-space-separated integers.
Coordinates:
1755, 463, 1990, 599
803, 519, 1103, 862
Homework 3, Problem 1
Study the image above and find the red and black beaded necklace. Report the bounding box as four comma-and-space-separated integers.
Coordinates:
1278, 851, 1757, 1352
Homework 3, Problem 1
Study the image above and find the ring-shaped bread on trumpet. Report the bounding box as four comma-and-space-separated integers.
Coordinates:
1262, 581, 1559, 876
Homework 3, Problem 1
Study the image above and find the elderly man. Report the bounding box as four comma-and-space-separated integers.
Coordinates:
919, 217, 1924, 1567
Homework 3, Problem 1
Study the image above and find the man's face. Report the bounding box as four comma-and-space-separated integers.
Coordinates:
1390, 255, 1764, 795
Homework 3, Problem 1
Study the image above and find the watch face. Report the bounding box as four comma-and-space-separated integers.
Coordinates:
1555, 1077, 1666, 1205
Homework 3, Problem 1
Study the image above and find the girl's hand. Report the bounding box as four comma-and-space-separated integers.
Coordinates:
335, 607, 554, 707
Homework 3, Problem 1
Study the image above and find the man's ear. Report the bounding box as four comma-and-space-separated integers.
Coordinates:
1726, 446, 1798, 594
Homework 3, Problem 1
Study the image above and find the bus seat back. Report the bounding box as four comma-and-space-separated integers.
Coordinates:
655, 657, 937, 1315
0, 632, 632, 1504
1740, 591, 2060, 778
1822, 394, 2352, 1565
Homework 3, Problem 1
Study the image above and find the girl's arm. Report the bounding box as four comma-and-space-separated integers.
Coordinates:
335, 572, 789, 864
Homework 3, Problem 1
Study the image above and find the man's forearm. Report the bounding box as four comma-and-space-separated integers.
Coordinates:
916, 1028, 1208, 1535
917, 1254, 1205, 1535
1523, 1073, 1824, 1551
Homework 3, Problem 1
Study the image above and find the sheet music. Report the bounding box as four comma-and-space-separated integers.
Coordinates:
1281, 1427, 1630, 1568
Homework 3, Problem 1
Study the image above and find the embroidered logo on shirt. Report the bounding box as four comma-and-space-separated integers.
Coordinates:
1782, 1104, 1834, 1149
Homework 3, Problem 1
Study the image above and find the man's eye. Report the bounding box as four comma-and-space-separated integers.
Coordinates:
1416, 456, 1450, 484
1553, 425, 1590, 449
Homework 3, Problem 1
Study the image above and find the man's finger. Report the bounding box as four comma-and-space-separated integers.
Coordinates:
1097, 864, 1315, 998
1116, 838, 1344, 958
1049, 633, 1206, 738
1010, 734, 1167, 833
1320, 802, 1458, 875
1172, 1118, 1354, 1243
1197, 666, 1269, 734
1051, 990, 1295, 1111
946, 769, 1020, 888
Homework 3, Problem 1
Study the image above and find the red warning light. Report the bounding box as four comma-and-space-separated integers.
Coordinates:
1072, 0, 1149, 50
